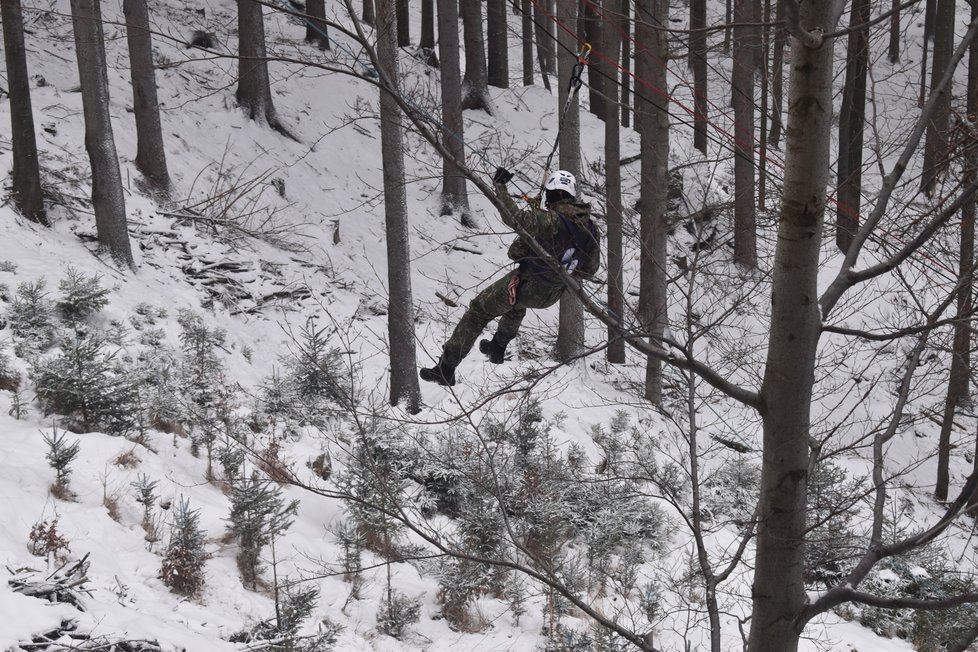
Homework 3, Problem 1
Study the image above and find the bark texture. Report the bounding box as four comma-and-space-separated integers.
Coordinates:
124, 0, 172, 194
461, 0, 495, 113
690, 0, 708, 153
304, 0, 330, 49
732, 0, 757, 268
748, 3, 842, 651
437, 0, 470, 223
71, 0, 134, 267
635, 0, 669, 404
922, 0, 957, 196
376, 0, 421, 412
1, 0, 46, 224
836, 0, 869, 251
237, 0, 276, 125
604, 0, 625, 364
554, 0, 585, 364
487, 0, 509, 88
521, 0, 534, 86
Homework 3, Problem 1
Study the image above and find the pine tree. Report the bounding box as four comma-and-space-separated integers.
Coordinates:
43, 427, 80, 494
8, 280, 56, 359
33, 329, 138, 435
56, 267, 109, 325
177, 310, 228, 463
229, 472, 299, 589
161, 497, 208, 597
282, 317, 345, 410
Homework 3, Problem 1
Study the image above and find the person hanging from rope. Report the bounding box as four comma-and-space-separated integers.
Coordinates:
419, 167, 601, 387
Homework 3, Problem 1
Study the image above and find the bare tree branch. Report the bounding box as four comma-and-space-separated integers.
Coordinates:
820, 16, 978, 319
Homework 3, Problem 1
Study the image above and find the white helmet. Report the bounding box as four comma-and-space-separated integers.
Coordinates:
544, 170, 577, 198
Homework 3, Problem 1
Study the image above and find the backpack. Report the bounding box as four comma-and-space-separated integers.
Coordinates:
509, 208, 597, 281
555, 212, 597, 273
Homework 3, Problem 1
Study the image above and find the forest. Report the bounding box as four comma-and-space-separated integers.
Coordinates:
1, 0, 978, 651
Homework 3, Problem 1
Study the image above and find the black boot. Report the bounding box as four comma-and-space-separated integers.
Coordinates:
479, 336, 507, 364
419, 362, 456, 386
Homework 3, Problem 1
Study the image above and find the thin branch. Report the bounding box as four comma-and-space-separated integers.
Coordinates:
820, 15, 978, 318
821, 315, 966, 341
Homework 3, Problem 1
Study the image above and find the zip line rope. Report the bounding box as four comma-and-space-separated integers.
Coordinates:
276, 0, 970, 303
528, 0, 971, 296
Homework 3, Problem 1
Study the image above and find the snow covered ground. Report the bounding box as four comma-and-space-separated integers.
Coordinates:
0, 0, 971, 650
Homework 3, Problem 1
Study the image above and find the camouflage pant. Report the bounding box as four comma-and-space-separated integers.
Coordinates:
439, 270, 564, 369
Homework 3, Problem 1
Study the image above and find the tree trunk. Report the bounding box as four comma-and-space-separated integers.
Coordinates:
461, 0, 495, 113
748, 3, 842, 651
376, 0, 421, 413
889, 0, 901, 62
836, 0, 869, 252
522, 0, 534, 85
487, 0, 509, 88
555, 0, 585, 364
437, 0, 470, 224
305, 0, 330, 49
237, 0, 277, 125
759, 0, 770, 208
768, 0, 785, 148
582, 0, 605, 120
920, 0, 937, 105
690, 0, 708, 153
396, 0, 409, 46
420, 0, 436, 63
937, 158, 974, 500
970, 0, 978, 515
621, 6, 630, 128
1, 0, 46, 224
724, 0, 732, 52
124, 0, 172, 194
922, 0, 957, 196
732, 0, 757, 268
533, 0, 556, 86
946, 6, 978, 503
605, 0, 625, 364
635, 0, 669, 404
70, 0, 134, 268
362, 0, 375, 25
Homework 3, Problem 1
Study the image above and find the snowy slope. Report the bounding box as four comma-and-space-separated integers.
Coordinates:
0, 0, 969, 650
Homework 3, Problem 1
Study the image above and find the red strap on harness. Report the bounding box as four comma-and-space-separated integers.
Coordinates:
507, 273, 520, 305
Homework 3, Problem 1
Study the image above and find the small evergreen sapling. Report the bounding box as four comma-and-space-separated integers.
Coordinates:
43, 427, 80, 497
0, 340, 20, 391
177, 310, 231, 469
131, 473, 159, 538
229, 472, 299, 589
338, 424, 408, 557
33, 329, 139, 435
376, 589, 421, 640
56, 267, 109, 325
161, 497, 208, 597
230, 584, 341, 650
8, 280, 55, 358
282, 317, 346, 413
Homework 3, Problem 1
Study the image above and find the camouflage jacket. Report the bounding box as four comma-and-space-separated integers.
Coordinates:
495, 184, 600, 286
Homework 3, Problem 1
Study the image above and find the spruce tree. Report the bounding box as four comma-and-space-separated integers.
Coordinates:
229, 472, 298, 589
56, 267, 109, 325
161, 497, 208, 597
43, 427, 80, 494
8, 280, 55, 358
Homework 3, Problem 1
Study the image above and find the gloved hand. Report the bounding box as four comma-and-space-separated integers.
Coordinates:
493, 166, 514, 184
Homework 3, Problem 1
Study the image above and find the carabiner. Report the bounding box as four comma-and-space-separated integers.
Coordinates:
577, 42, 592, 65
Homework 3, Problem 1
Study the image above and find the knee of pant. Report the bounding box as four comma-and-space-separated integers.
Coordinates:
469, 296, 497, 321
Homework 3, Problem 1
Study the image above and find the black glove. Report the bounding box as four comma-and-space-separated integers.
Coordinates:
493, 166, 514, 184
